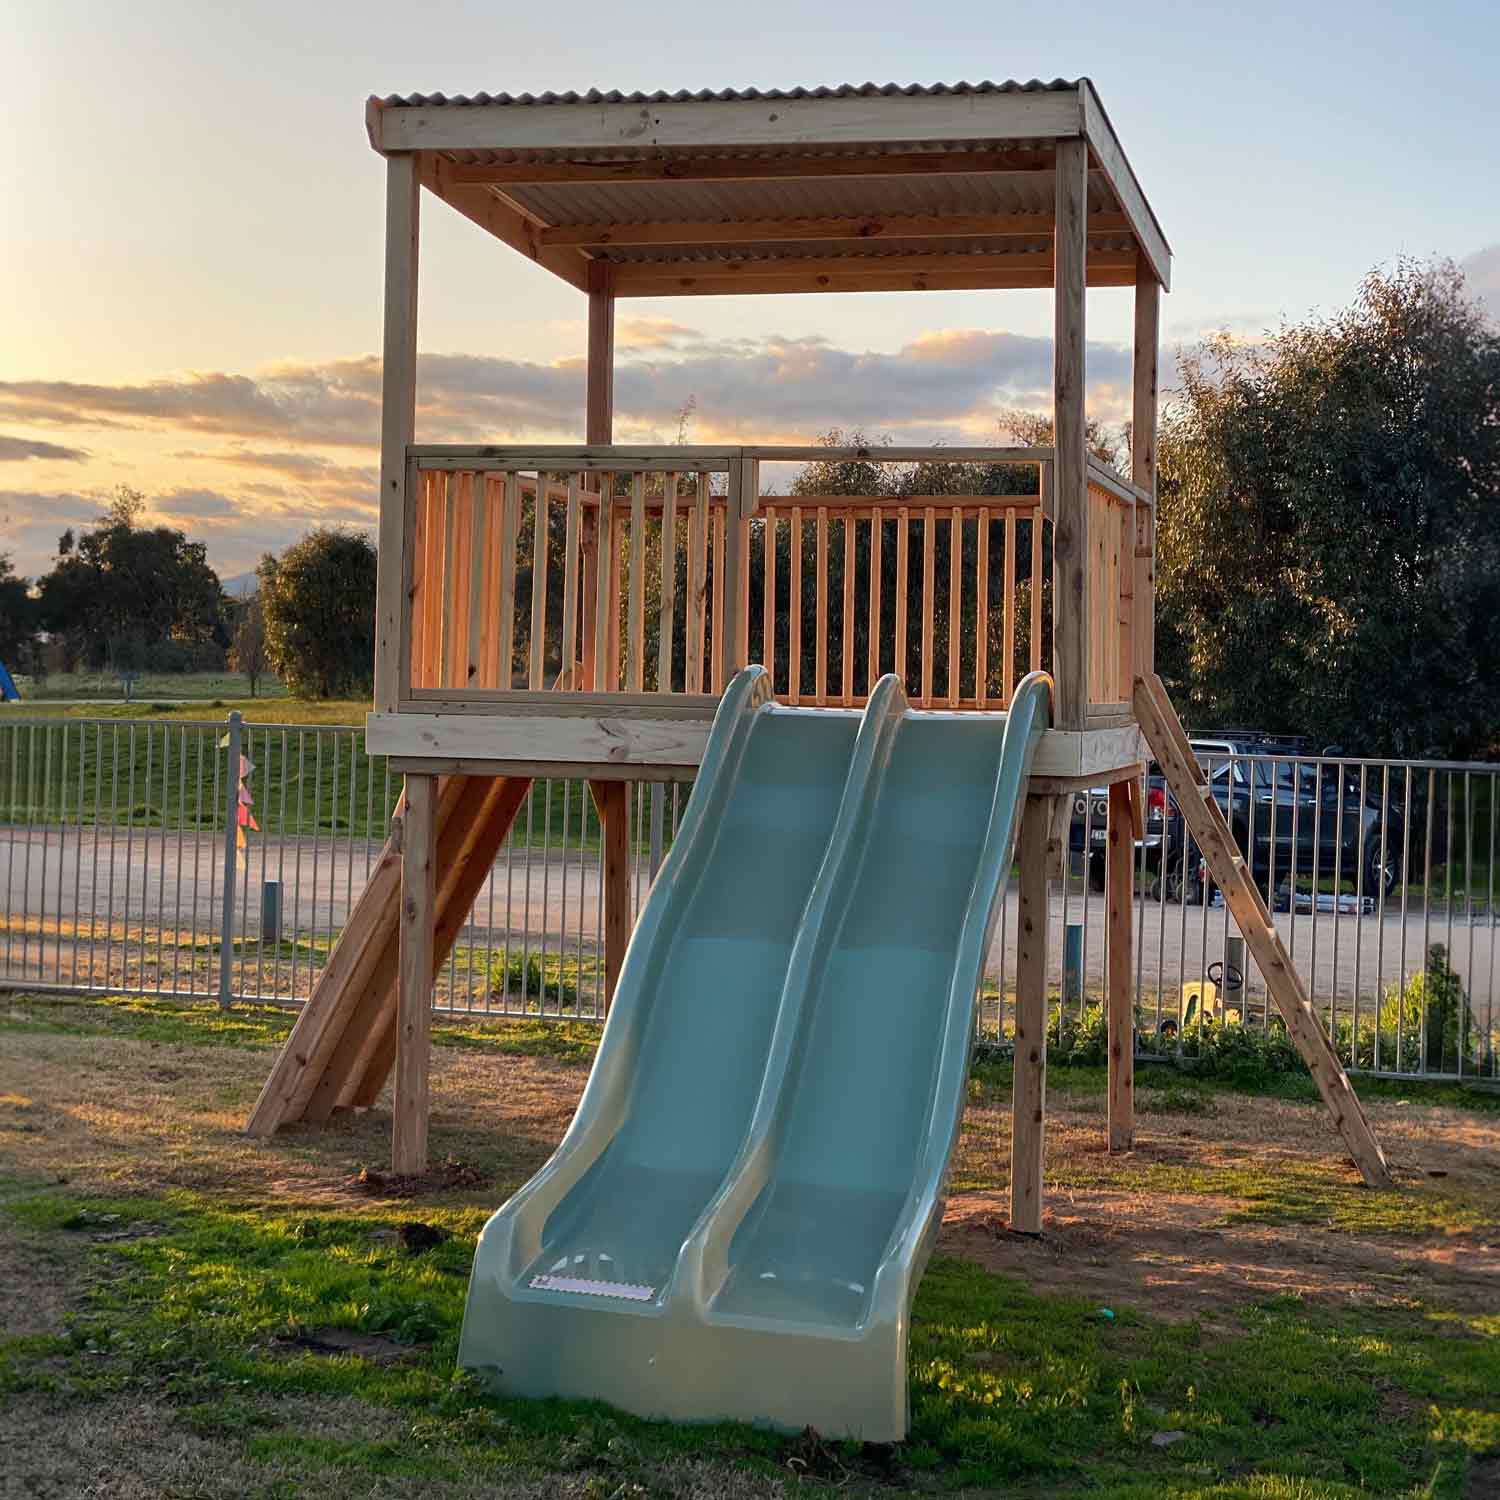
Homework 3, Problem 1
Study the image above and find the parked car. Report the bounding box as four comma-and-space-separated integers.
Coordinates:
1071, 772, 1172, 890
1161, 734, 1404, 904
1073, 732, 1404, 904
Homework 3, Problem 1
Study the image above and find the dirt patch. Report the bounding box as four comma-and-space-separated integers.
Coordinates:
0, 1391, 793, 1499
0, 1028, 584, 1211
5, 1014, 1499, 1332
272, 1327, 422, 1363
1468, 1452, 1500, 1500
347, 1157, 492, 1200
0, 1228, 85, 1339
940, 1186, 1500, 1319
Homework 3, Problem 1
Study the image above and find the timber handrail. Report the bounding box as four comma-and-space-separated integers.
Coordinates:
399, 443, 1078, 714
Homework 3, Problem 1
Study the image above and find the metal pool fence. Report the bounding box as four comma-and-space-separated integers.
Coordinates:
0, 713, 1496, 1080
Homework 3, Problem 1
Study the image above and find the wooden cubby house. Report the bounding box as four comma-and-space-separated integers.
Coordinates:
249, 79, 1390, 1207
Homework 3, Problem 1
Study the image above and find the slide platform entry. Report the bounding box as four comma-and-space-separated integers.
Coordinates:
459, 665, 1052, 1440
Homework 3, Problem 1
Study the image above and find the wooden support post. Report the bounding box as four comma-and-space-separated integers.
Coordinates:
393, 773, 436, 1175
590, 779, 631, 1009
1011, 792, 1053, 1235
374, 153, 420, 714
1052, 137, 1089, 729
1107, 779, 1135, 1152
1131, 264, 1160, 681
581, 260, 614, 687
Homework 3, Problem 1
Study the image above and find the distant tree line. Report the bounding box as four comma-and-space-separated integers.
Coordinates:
0, 490, 378, 702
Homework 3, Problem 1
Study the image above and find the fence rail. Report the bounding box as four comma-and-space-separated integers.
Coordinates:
1, 714, 1495, 1080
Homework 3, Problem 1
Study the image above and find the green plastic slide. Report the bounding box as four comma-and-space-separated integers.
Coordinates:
459, 665, 1052, 1440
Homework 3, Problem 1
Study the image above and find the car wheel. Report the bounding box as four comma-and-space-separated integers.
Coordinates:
1364, 833, 1401, 899
1087, 853, 1107, 893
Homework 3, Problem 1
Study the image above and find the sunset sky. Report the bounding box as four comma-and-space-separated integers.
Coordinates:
3, 0, 1496, 587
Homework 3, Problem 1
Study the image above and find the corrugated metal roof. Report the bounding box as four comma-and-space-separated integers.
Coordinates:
506, 170, 1113, 230
378, 79, 1080, 109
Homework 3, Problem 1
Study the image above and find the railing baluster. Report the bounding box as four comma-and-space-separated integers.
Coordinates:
529, 471, 550, 689
948, 507, 962, 707
976, 510, 989, 705
500, 471, 520, 691
627, 471, 646, 691
895, 505, 909, 695
592, 474, 614, 690
561, 476, 581, 683
921, 506, 936, 706
1003, 510, 1017, 703
445, 472, 474, 690
841, 512, 855, 705
788, 506, 802, 705
659, 474, 679, 694
478, 476, 503, 687
867, 512, 882, 692
710, 500, 726, 693
468, 472, 489, 688
762, 505, 776, 693
815, 506, 828, 705
687, 473, 709, 692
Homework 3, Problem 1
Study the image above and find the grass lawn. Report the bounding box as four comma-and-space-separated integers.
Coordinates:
2, 993, 1498, 1497
12, 670, 292, 704
0, 706, 664, 851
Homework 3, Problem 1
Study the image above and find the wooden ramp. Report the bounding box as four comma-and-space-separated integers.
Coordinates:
1133, 675, 1392, 1188
246, 773, 532, 1136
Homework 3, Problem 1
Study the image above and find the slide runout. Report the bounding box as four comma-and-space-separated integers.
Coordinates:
677, 672, 1051, 1428
460, 668, 862, 1323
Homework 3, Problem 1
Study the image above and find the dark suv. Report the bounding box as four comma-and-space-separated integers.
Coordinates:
1075, 733, 1404, 904
1163, 735, 1404, 904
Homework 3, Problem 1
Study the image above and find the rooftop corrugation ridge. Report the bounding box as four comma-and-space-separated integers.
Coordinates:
378, 80, 1080, 109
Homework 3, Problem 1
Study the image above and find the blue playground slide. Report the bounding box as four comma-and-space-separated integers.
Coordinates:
0, 662, 17, 701
459, 665, 1052, 1440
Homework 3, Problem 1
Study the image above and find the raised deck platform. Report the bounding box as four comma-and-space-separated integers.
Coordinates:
367, 703, 1146, 785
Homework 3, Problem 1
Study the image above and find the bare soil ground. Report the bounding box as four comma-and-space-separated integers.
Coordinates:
4, 1026, 1497, 1325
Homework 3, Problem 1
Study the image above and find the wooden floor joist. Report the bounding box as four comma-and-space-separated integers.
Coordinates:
1132, 674, 1393, 1189
244, 771, 533, 1139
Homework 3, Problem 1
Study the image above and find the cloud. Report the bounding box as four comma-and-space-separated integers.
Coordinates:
0, 321, 1143, 579
0, 434, 90, 463
0, 368, 381, 444
1462, 244, 1500, 324
153, 487, 244, 521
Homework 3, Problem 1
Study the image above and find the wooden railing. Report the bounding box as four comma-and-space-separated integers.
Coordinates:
1084, 459, 1147, 718
396, 444, 1147, 720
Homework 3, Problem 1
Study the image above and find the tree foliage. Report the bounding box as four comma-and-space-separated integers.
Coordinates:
1156, 261, 1500, 757
34, 487, 226, 672
259, 529, 376, 699
0, 555, 38, 667
228, 592, 270, 697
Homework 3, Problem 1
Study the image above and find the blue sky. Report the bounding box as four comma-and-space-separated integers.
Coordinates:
3, 0, 1496, 578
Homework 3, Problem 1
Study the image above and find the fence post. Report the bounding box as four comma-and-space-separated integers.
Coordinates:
217, 711, 242, 1010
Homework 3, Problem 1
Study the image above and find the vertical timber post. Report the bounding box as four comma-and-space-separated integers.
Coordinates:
1107, 779, 1135, 1151
216, 711, 243, 1010
1052, 137, 1090, 729
590, 780, 631, 1010
393, 773, 436, 1175
1011, 792, 1053, 1234
581, 260, 614, 689
1131, 264, 1160, 682
374, 152, 420, 715
582, 262, 630, 1004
